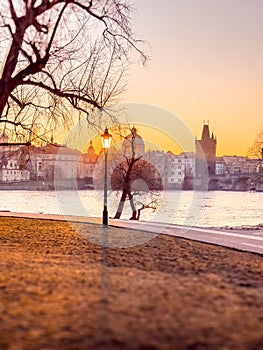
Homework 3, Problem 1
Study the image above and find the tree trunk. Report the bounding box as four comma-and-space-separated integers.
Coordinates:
113, 158, 135, 219
136, 205, 144, 221
128, 191, 137, 220
114, 189, 127, 219
0, 86, 10, 118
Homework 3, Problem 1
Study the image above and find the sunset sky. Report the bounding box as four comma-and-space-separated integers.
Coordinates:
123, 0, 263, 156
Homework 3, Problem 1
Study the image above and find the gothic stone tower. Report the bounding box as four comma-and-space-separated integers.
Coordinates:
195, 123, 217, 177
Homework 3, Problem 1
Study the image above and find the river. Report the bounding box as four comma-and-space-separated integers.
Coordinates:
0, 190, 262, 228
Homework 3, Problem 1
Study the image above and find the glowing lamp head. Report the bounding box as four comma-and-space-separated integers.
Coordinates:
101, 128, 112, 149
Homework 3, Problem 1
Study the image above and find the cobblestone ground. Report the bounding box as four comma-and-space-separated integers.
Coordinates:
0, 217, 263, 350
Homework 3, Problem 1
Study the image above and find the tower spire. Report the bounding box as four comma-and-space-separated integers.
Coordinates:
201, 124, 210, 140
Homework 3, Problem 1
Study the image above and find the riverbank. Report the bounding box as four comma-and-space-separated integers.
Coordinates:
1, 217, 263, 350
1, 181, 263, 192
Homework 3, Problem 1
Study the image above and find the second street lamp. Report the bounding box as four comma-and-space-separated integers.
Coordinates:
101, 128, 112, 225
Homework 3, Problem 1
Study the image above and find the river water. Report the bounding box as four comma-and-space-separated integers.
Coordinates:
0, 190, 262, 228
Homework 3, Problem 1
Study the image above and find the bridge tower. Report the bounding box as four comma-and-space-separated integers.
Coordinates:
195, 123, 217, 177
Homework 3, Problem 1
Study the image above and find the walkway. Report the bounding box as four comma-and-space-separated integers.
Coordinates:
1, 211, 263, 255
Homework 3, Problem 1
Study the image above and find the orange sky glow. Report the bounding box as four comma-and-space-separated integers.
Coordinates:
120, 0, 263, 157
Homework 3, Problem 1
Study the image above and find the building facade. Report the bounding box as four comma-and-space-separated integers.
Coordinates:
144, 151, 195, 189
78, 141, 99, 182
0, 157, 30, 182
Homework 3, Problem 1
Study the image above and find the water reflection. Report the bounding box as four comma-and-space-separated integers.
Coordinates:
0, 190, 262, 228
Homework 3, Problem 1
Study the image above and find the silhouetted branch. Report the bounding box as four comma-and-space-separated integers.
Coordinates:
0, 0, 147, 142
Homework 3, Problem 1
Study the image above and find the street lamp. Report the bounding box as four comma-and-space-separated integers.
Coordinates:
101, 128, 112, 225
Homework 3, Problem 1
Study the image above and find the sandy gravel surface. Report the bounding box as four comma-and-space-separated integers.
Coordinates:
1, 217, 263, 350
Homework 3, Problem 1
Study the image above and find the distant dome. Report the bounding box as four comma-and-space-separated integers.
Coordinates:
131, 127, 138, 135
122, 127, 145, 157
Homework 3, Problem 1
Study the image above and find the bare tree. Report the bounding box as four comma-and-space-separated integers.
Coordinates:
248, 129, 263, 159
0, 0, 146, 142
111, 128, 162, 220
112, 157, 139, 219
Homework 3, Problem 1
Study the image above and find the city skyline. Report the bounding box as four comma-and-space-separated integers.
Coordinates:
123, 0, 263, 156
87, 122, 258, 158
1, 124, 262, 192
0, 119, 259, 159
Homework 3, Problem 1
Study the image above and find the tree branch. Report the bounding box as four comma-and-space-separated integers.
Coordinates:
20, 79, 102, 109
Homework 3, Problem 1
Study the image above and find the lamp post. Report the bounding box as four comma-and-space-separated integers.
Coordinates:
101, 128, 112, 225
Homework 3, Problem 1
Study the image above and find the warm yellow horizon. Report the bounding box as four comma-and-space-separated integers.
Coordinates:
86, 120, 256, 159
